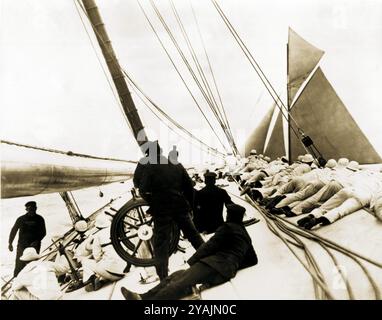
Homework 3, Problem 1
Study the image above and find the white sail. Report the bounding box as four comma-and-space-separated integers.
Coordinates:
290, 67, 382, 164
264, 109, 285, 160
288, 27, 324, 106
244, 103, 275, 156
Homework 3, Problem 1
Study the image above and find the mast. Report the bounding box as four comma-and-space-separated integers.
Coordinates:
287, 42, 292, 164
81, 0, 148, 147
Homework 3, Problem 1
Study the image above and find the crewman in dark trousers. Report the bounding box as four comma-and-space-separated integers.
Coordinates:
139, 142, 204, 280
194, 172, 233, 234
8, 201, 46, 276
121, 203, 258, 300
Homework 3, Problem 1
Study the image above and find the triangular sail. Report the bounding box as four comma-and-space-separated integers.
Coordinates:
244, 104, 275, 156
288, 28, 324, 106
264, 109, 285, 160
290, 67, 381, 164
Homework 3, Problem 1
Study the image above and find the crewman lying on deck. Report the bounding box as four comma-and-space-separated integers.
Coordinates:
276, 160, 359, 216
242, 156, 287, 188
120, 203, 258, 300
73, 233, 94, 263
225, 152, 239, 174
10, 248, 69, 300
370, 190, 382, 221
242, 154, 313, 201
297, 169, 382, 229
267, 159, 338, 215
232, 154, 250, 174
242, 152, 268, 173
80, 214, 127, 291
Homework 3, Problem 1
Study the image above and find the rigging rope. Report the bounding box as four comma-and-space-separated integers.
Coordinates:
147, 0, 236, 153
189, 0, 236, 152
138, 0, 229, 152
228, 185, 332, 299
169, 0, 238, 154
125, 73, 225, 157
229, 180, 382, 300
0, 139, 136, 163
279, 216, 381, 299
75, 0, 225, 157
233, 185, 381, 299
211, 0, 316, 160
211, 1, 296, 127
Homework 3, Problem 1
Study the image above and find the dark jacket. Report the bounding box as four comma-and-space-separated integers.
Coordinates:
139, 156, 194, 215
133, 156, 149, 188
188, 222, 257, 279
194, 185, 232, 233
9, 213, 46, 247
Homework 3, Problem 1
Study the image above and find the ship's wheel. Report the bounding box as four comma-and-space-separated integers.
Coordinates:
110, 197, 180, 267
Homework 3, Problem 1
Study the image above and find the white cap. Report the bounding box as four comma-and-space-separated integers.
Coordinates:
325, 159, 337, 169
302, 154, 314, 163
297, 155, 305, 162
346, 161, 360, 171
338, 158, 350, 167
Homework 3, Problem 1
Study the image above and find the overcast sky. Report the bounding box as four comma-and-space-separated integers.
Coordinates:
1, 0, 381, 165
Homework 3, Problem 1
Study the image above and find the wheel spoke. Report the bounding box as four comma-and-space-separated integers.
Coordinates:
112, 199, 180, 266
123, 220, 139, 230
137, 207, 146, 224
132, 239, 143, 256
118, 233, 139, 242
125, 212, 139, 222
136, 218, 153, 227
145, 240, 154, 257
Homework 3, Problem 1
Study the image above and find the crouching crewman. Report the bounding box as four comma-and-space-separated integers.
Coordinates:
10, 247, 69, 300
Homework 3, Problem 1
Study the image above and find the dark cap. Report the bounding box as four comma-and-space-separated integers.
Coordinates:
226, 203, 246, 223
204, 171, 217, 178
25, 201, 37, 208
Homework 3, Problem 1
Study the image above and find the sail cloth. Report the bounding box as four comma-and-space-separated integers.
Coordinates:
264, 109, 286, 160
244, 104, 275, 156
288, 28, 324, 106
1, 143, 135, 199
290, 67, 381, 164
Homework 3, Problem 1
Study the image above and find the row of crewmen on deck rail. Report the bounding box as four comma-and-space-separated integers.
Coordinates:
230, 149, 382, 228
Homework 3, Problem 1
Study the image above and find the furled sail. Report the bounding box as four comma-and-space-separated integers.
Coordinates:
289, 67, 381, 164
264, 109, 286, 160
244, 104, 275, 156
288, 28, 324, 106
1, 143, 135, 199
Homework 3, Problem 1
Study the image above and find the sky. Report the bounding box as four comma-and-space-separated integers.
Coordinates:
1, 0, 381, 166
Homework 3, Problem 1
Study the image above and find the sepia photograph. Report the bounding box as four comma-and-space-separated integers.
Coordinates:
1, 0, 381, 303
